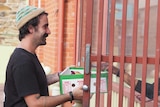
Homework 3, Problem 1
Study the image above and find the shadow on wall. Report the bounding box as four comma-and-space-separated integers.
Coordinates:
0, 45, 15, 84
0, 45, 16, 107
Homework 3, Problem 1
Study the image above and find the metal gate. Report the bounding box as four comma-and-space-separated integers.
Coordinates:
77, 0, 160, 107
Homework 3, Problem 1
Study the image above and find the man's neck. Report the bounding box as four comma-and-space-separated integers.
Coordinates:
17, 40, 37, 54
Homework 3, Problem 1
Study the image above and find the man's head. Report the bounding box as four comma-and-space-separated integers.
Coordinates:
16, 5, 50, 45
16, 6, 45, 30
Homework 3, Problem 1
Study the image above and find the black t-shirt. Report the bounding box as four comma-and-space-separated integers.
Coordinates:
135, 79, 160, 99
4, 48, 49, 107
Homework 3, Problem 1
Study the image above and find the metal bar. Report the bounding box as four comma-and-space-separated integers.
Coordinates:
83, 0, 93, 106
100, 1, 109, 106
76, 0, 83, 66
58, 0, 65, 71
119, 0, 128, 107
107, 0, 116, 107
153, 1, 160, 107
96, 0, 104, 106
91, 55, 158, 64
102, 0, 109, 55
106, 0, 111, 55
141, 0, 150, 107
130, 0, 139, 107
74, 0, 78, 65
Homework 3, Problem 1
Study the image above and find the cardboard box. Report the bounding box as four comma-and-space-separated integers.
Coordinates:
59, 67, 108, 94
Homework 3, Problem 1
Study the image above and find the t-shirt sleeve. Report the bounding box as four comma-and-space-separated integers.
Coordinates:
13, 61, 40, 97
135, 80, 142, 93
135, 80, 154, 99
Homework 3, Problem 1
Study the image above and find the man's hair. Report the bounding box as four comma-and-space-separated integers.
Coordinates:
18, 12, 48, 41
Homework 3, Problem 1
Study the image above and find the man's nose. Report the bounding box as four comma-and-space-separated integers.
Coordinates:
47, 27, 51, 34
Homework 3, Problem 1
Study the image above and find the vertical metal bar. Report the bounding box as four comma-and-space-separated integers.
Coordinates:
106, 0, 111, 55
73, 0, 78, 65
102, 0, 109, 54
107, 0, 116, 107
100, 0, 109, 106
58, 0, 65, 71
141, 0, 150, 107
96, 0, 104, 106
83, 0, 93, 106
130, 0, 139, 107
119, 0, 128, 107
153, 1, 160, 107
76, 0, 83, 66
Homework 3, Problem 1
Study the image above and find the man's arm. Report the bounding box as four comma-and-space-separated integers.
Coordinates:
46, 73, 60, 85
24, 86, 83, 107
25, 93, 70, 107
123, 72, 138, 87
108, 65, 138, 86
111, 66, 157, 99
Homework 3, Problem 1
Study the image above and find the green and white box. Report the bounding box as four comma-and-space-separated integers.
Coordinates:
59, 67, 108, 94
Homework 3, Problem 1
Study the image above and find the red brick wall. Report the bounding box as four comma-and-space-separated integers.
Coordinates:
39, 0, 59, 73
29, 0, 77, 73
63, 0, 77, 67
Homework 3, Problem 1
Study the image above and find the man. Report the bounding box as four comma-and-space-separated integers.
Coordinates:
110, 65, 160, 100
4, 5, 83, 107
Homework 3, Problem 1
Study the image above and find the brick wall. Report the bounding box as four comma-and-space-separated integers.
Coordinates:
0, 0, 27, 46
38, 0, 59, 73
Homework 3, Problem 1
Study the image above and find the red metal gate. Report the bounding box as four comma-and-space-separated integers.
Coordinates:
77, 0, 160, 107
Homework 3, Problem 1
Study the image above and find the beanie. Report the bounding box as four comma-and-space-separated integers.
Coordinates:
16, 5, 44, 29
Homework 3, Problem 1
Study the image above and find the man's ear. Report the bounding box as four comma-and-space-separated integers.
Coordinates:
28, 25, 34, 33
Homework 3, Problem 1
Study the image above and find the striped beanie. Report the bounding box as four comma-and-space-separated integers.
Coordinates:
16, 5, 44, 29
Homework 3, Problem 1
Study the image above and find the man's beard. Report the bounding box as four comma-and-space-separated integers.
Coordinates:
40, 33, 48, 45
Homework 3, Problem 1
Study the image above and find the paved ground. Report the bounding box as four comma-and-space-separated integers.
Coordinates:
0, 84, 4, 107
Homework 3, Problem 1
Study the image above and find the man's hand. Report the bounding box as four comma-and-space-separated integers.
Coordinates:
72, 86, 83, 101
102, 63, 120, 75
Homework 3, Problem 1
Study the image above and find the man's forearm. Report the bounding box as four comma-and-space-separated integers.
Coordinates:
25, 93, 71, 107
46, 73, 59, 85
124, 72, 138, 87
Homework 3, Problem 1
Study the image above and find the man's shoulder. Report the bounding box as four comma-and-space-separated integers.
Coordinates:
10, 48, 34, 64
12, 48, 33, 58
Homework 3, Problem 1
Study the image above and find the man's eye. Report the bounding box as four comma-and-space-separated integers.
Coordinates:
44, 26, 48, 29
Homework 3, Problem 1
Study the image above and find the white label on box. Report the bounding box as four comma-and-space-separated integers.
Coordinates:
62, 78, 107, 94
